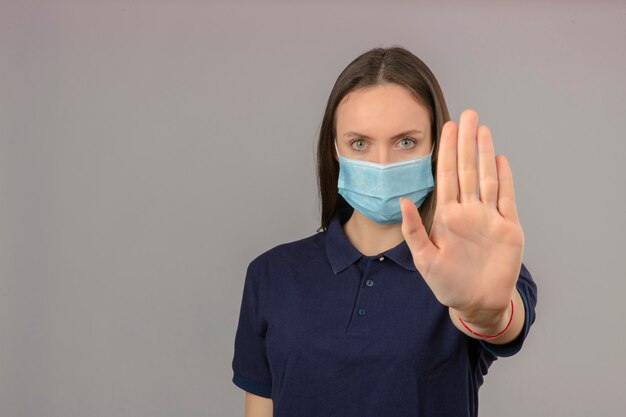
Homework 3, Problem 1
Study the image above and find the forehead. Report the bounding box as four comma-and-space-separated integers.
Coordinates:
336, 83, 431, 135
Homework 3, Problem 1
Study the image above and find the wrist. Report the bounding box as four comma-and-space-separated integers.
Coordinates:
455, 299, 514, 340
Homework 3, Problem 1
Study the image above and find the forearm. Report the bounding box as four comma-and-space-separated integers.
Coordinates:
448, 287, 525, 345
245, 392, 273, 417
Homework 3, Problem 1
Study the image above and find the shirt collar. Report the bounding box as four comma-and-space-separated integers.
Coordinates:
325, 204, 418, 275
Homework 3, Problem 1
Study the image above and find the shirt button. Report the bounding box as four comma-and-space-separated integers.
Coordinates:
358, 308, 367, 316
379, 256, 385, 262
365, 279, 374, 287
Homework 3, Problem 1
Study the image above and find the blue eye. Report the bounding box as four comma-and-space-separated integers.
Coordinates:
349, 137, 417, 151
350, 139, 366, 150
399, 138, 417, 148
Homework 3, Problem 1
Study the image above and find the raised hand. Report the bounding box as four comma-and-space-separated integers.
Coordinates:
400, 109, 524, 330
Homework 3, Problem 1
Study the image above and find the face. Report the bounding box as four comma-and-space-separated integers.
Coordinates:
334, 83, 433, 164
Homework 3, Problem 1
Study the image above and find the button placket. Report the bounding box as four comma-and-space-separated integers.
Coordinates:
363, 255, 383, 288
357, 257, 373, 319
346, 256, 385, 336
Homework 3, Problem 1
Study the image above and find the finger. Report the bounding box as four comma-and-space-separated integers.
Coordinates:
400, 197, 437, 273
436, 120, 459, 205
458, 109, 479, 204
495, 154, 519, 223
477, 125, 498, 209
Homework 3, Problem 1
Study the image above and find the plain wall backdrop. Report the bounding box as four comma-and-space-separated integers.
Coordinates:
1, 0, 625, 416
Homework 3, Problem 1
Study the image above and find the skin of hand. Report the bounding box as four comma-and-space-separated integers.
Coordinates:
399, 109, 524, 329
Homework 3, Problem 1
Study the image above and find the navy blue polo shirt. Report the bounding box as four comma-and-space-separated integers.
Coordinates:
232, 204, 537, 417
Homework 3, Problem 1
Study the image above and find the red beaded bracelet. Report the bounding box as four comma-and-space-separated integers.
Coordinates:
457, 298, 514, 339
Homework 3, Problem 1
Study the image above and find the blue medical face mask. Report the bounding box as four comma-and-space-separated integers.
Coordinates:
334, 139, 435, 224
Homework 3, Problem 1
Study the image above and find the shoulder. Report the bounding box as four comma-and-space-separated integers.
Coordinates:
253, 229, 326, 265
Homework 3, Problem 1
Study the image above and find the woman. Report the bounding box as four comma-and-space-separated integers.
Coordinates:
231, 46, 538, 417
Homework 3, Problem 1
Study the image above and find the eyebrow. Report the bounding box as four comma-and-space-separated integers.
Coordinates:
343, 129, 424, 140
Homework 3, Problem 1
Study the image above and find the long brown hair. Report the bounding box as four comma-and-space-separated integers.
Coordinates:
316, 45, 451, 234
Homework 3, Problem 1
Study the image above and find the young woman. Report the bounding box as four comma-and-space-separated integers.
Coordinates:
231, 46, 538, 417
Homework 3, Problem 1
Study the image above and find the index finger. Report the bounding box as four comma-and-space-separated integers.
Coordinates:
436, 120, 460, 205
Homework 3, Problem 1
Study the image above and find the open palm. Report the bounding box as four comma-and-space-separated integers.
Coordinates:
400, 109, 524, 321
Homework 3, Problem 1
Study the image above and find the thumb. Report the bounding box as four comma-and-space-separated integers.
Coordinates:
400, 197, 437, 272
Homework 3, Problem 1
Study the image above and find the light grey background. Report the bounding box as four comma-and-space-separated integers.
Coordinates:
1, 1, 625, 416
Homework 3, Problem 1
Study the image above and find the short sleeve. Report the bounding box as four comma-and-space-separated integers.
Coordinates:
231, 257, 272, 398
479, 261, 538, 358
